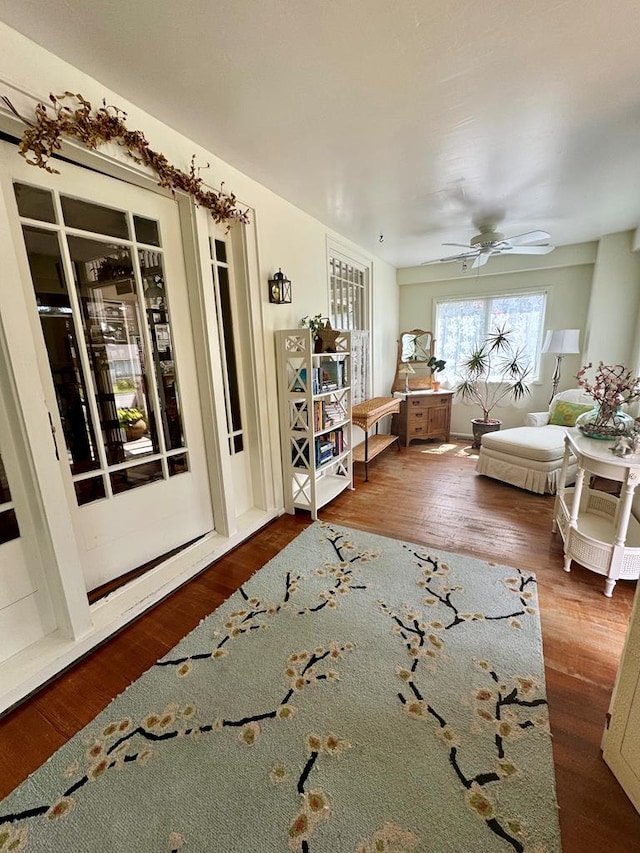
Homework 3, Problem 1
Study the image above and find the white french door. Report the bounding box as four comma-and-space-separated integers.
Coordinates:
1, 146, 214, 593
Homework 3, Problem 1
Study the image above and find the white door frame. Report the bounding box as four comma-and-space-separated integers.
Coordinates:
0, 170, 91, 642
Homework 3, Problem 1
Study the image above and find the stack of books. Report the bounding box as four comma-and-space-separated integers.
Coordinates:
315, 439, 335, 466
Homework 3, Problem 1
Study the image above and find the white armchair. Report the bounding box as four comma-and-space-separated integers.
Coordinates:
475, 389, 593, 494
524, 388, 593, 428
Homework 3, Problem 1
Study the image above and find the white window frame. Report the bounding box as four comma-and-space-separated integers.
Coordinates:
327, 248, 370, 332
434, 289, 547, 384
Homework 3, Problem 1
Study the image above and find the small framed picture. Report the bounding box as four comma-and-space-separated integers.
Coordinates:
155, 323, 170, 353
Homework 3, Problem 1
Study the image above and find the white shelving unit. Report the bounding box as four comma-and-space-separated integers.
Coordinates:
276, 328, 353, 519
553, 428, 640, 596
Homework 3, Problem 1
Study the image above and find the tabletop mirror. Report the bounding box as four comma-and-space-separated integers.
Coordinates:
392, 328, 436, 392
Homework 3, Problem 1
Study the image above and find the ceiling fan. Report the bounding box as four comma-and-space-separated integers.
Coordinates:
423, 221, 555, 269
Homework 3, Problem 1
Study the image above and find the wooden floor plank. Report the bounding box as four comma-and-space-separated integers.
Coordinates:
1, 440, 639, 851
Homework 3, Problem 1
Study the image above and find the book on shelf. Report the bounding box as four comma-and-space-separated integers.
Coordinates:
328, 428, 344, 456
320, 360, 340, 391
314, 428, 343, 465
315, 438, 335, 466
323, 402, 344, 425
293, 367, 320, 394
313, 399, 323, 431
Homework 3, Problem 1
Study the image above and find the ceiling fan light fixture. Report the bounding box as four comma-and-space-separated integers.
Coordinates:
470, 230, 504, 247
421, 220, 555, 268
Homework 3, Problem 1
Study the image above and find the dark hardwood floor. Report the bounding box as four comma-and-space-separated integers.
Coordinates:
1, 439, 639, 851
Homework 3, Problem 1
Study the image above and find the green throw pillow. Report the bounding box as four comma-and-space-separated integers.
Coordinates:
549, 400, 593, 427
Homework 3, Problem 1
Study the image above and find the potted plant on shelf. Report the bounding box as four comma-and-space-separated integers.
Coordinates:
299, 314, 339, 353
117, 407, 147, 441
455, 326, 531, 448
427, 356, 446, 391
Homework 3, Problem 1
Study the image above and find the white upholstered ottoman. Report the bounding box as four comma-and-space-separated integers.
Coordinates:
476, 426, 576, 495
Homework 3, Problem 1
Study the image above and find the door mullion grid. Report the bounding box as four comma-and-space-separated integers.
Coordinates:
50, 191, 113, 496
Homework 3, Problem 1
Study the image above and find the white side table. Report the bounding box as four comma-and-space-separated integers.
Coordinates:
553, 429, 640, 596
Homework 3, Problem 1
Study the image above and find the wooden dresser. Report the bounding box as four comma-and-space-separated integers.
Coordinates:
392, 390, 453, 447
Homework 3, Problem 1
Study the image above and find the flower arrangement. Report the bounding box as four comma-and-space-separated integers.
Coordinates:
575, 362, 640, 437
117, 407, 145, 428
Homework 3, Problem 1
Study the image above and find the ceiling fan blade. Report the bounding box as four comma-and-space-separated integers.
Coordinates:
502, 245, 555, 255
421, 251, 477, 265
472, 252, 491, 269
504, 230, 551, 246
441, 242, 473, 249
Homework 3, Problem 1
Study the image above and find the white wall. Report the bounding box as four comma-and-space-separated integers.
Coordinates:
586, 231, 640, 369
397, 245, 597, 436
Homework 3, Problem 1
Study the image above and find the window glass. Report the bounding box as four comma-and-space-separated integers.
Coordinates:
133, 215, 161, 247
435, 292, 546, 383
329, 256, 368, 331
61, 196, 129, 240
0, 453, 19, 544
75, 476, 106, 505
110, 460, 164, 494
13, 183, 56, 223
140, 251, 185, 450
67, 236, 160, 466
210, 236, 243, 457
22, 226, 101, 475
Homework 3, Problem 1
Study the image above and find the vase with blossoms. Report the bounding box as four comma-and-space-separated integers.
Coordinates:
575, 401, 634, 440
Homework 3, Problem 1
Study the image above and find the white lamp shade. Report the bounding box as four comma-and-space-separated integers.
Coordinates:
542, 329, 581, 355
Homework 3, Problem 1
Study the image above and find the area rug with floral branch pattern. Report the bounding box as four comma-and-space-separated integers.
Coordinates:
0, 522, 561, 852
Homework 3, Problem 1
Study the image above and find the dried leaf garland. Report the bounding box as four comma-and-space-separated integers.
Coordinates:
2, 91, 250, 227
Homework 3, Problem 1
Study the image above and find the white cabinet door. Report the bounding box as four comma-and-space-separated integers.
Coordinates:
602, 582, 640, 814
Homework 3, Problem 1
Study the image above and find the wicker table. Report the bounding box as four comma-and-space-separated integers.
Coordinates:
351, 396, 400, 482
553, 428, 640, 596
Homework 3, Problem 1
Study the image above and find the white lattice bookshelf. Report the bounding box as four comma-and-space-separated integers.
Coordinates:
275, 329, 353, 519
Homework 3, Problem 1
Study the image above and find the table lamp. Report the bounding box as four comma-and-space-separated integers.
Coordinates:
397, 362, 415, 393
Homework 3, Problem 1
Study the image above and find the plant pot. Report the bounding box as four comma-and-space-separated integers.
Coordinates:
471, 418, 502, 449
125, 419, 147, 441
431, 380, 441, 392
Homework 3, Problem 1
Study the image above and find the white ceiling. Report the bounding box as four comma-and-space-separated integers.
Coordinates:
2, 0, 640, 268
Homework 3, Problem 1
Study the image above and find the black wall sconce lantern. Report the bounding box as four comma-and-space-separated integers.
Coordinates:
268, 268, 292, 304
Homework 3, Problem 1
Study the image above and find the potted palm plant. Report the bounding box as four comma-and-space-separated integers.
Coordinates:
455, 326, 531, 448
118, 407, 147, 440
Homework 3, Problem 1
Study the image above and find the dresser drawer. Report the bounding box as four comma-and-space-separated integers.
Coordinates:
410, 424, 427, 437
407, 397, 433, 412
407, 409, 428, 426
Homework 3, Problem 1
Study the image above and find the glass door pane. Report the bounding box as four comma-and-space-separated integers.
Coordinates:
0, 452, 19, 544
16, 189, 190, 506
